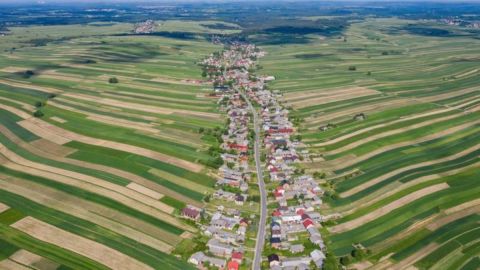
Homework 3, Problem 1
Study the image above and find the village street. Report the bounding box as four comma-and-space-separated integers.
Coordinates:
242, 92, 267, 270
187, 42, 326, 270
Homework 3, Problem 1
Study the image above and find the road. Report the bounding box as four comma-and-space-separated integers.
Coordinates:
242, 93, 267, 270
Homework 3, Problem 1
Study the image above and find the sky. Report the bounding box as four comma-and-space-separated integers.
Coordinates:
2, 0, 480, 2
1, 0, 480, 4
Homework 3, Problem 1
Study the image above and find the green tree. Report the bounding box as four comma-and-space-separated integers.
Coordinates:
340, 255, 351, 266
33, 110, 44, 118
108, 77, 119, 83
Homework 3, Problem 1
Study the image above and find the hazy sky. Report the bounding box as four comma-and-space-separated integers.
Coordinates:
1, 0, 480, 5
2, 0, 480, 2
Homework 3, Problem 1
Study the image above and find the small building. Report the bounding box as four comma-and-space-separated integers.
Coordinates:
235, 194, 245, 206
268, 254, 280, 267
207, 239, 233, 257
181, 206, 201, 221
270, 237, 281, 249
231, 251, 243, 263
188, 251, 226, 269
311, 249, 326, 269
281, 257, 311, 268
354, 113, 366, 121
227, 260, 239, 270
290, 244, 305, 254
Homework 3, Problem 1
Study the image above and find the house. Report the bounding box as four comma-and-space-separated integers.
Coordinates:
302, 219, 314, 229
281, 257, 311, 268
207, 239, 234, 257
310, 249, 326, 269
290, 244, 305, 254
281, 213, 302, 224
270, 237, 281, 248
235, 194, 246, 205
231, 251, 243, 263
239, 218, 249, 227
268, 254, 280, 267
188, 252, 226, 269
227, 260, 239, 270
188, 251, 204, 266
181, 206, 201, 221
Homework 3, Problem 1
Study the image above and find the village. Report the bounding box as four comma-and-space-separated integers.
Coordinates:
180, 42, 328, 270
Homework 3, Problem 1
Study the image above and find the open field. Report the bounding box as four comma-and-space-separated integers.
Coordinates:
0, 20, 232, 269
1, 2, 480, 268
259, 17, 480, 268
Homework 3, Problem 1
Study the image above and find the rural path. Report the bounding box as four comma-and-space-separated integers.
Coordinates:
243, 92, 267, 270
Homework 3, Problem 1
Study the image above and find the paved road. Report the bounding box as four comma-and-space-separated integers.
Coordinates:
243, 93, 267, 270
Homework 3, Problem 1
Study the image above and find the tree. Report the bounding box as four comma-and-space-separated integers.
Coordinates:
340, 255, 351, 266
351, 248, 366, 260
108, 77, 119, 83
348, 66, 356, 71
34, 101, 43, 108
24, 70, 35, 78
33, 110, 44, 118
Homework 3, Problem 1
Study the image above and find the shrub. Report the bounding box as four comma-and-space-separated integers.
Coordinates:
348, 66, 357, 71
108, 77, 119, 83
23, 70, 35, 78
33, 110, 44, 118
34, 101, 43, 108
340, 255, 351, 265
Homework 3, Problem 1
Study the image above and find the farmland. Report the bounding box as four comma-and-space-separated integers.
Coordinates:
0, 20, 238, 269
259, 17, 480, 269
0, 1, 479, 269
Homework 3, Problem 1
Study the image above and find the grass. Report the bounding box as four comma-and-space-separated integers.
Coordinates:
0, 223, 110, 270
0, 165, 185, 235
0, 189, 194, 270
160, 196, 187, 210
0, 208, 26, 226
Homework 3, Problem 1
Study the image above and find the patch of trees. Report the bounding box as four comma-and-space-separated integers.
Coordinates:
22, 70, 35, 78
108, 77, 119, 83
33, 110, 44, 118
339, 246, 370, 267
200, 126, 227, 169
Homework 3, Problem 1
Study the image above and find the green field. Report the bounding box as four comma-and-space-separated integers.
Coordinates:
258, 17, 480, 269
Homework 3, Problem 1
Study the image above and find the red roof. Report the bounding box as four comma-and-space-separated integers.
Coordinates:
303, 219, 314, 229
296, 209, 305, 215
272, 209, 282, 217
232, 251, 243, 260
228, 260, 239, 270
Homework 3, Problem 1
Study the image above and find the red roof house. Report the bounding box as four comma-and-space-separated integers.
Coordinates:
231, 251, 243, 263
227, 260, 239, 270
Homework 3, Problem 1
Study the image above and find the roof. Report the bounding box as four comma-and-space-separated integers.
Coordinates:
268, 254, 279, 262
182, 207, 200, 217
227, 260, 239, 270
232, 251, 243, 260
270, 237, 281, 244
303, 219, 314, 229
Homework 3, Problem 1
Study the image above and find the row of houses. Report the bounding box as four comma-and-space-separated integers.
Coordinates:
244, 62, 327, 269
188, 42, 267, 270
